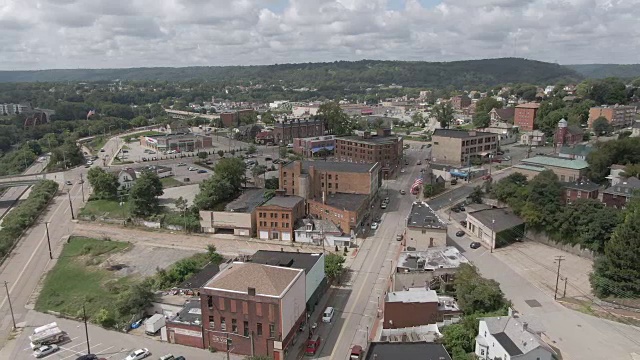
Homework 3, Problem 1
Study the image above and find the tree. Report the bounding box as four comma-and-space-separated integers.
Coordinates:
206, 245, 224, 265
468, 186, 483, 204
217, 150, 224, 158
592, 116, 612, 136
265, 178, 279, 190
87, 167, 119, 200
194, 176, 235, 210
553, 199, 621, 253
247, 144, 257, 154
325, 253, 345, 281
411, 112, 425, 127
433, 102, 454, 129
454, 264, 508, 314
94, 308, 116, 328
130, 116, 149, 127
591, 196, 640, 298
117, 281, 155, 317
198, 151, 208, 160
491, 173, 529, 213
252, 165, 267, 178
214, 157, 245, 191
472, 97, 502, 128
586, 137, 640, 182
521, 170, 563, 231
317, 102, 353, 136
261, 112, 275, 125
279, 146, 288, 159
129, 171, 164, 217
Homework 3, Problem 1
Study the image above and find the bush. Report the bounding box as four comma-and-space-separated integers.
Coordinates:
0, 180, 58, 258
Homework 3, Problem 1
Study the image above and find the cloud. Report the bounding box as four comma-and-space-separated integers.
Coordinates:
0, 0, 638, 70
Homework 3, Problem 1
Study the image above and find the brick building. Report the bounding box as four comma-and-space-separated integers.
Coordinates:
554, 118, 584, 149
273, 118, 326, 145
383, 288, 461, 329
514, 103, 541, 131
600, 176, 640, 209
220, 109, 255, 128
563, 180, 600, 204
201, 262, 306, 360
588, 105, 637, 129
293, 135, 336, 158
335, 129, 403, 178
451, 95, 471, 110
307, 193, 370, 235
431, 129, 498, 166
255, 195, 305, 241
166, 298, 206, 349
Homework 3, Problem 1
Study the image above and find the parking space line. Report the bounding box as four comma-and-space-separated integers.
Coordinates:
95, 345, 115, 355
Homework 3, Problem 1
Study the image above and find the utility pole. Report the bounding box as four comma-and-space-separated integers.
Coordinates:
80, 173, 85, 202
45, 222, 53, 259
554, 256, 565, 300
226, 333, 231, 360
563, 277, 568, 298
3, 281, 16, 330
68, 192, 75, 220
83, 304, 91, 355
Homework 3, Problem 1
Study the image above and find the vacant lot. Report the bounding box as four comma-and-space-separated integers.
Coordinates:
80, 199, 131, 219
160, 176, 184, 188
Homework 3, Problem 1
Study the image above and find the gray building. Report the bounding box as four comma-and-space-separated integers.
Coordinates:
404, 201, 448, 250
431, 129, 498, 166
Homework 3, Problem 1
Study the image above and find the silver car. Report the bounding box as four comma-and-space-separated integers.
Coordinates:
34, 344, 59, 358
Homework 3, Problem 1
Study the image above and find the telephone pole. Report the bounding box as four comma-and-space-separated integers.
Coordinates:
45, 222, 53, 259
3, 281, 16, 330
68, 192, 75, 220
554, 256, 565, 300
83, 304, 91, 355
80, 173, 85, 202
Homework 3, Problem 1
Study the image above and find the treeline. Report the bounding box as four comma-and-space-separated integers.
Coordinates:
0, 180, 59, 258
568, 64, 640, 79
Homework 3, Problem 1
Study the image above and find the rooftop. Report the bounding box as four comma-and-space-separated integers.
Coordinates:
261, 195, 304, 209
493, 107, 515, 120
558, 144, 593, 157
295, 218, 341, 234
397, 247, 468, 271
365, 342, 452, 360
337, 134, 400, 145
407, 202, 447, 230
468, 208, 524, 233
283, 160, 377, 174
380, 325, 442, 343
516, 102, 541, 109
167, 298, 201, 326
322, 193, 369, 212
603, 176, 640, 196
433, 129, 494, 139
520, 156, 589, 170
249, 250, 324, 275
513, 164, 545, 173
225, 188, 268, 213
204, 262, 303, 298
178, 262, 221, 289
386, 288, 439, 303
563, 180, 601, 192
482, 313, 555, 357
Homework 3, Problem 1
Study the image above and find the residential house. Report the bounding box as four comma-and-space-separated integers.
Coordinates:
514, 103, 541, 131
384, 288, 461, 329
557, 144, 593, 160
365, 342, 452, 360
483, 122, 518, 146
255, 195, 305, 241
520, 130, 545, 146
201, 262, 306, 359
489, 108, 515, 124
294, 218, 353, 248
466, 208, 525, 249
404, 202, 448, 250
563, 180, 601, 204
600, 176, 640, 209
515, 156, 589, 182
117, 169, 137, 190
431, 129, 498, 166
394, 247, 468, 292
249, 250, 326, 313
553, 118, 584, 149
199, 188, 267, 236
475, 312, 556, 360
605, 164, 627, 186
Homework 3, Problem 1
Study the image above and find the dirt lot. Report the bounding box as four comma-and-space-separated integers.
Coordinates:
106, 243, 199, 277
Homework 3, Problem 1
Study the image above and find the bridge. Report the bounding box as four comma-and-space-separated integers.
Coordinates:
0, 172, 64, 188
164, 109, 220, 121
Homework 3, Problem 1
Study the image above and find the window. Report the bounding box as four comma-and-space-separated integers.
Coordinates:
256, 303, 262, 317
283, 172, 287, 177
230, 300, 237, 313
335, 183, 338, 189
328, 174, 332, 180
480, 349, 485, 355
209, 316, 215, 328
283, 180, 287, 185
232, 319, 238, 333
269, 323, 275, 338
244, 321, 249, 336
220, 317, 226, 331
322, 182, 324, 187
207, 296, 213, 308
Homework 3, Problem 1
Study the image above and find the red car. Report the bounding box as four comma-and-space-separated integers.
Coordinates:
306, 335, 321, 356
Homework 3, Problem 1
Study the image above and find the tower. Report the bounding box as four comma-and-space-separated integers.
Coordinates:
555, 118, 568, 151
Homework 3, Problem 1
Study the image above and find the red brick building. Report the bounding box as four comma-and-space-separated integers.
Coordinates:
554, 119, 583, 149
451, 95, 471, 110
383, 288, 461, 329
273, 118, 326, 145
514, 103, 540, 131
600, 176, 640, 209
201, 262, 306, 360
220, 109, 255, 128
335, 129, 403, 178
255, 195, 305, 241
307, 193, 370, 234
166, 298, 206, 349
563, 180, 600, 204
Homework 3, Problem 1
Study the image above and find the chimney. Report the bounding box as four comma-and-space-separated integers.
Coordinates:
248, 287, 256, 296
522, 322, 528, 331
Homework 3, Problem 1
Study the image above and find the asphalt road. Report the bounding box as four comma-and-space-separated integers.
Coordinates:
0, 157, 50, 219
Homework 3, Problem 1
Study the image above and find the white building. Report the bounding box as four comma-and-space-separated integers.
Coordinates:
117, 169, 137, 190
294, 219, 353, 248
475, 312, 556, 360
404, 202, 448, 250
520, 130, 545, 146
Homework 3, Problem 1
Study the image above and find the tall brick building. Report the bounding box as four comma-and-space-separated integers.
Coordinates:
588, 105, 637, 129
220, 109, 255, 128
255, 195, 305, 241
451, 95, 471, 110
273, 118, 326, 145
335, 128, 403, 178
514, 103, 541, 131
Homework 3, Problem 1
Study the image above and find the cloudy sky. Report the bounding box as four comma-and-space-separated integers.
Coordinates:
0, 0, 638, 70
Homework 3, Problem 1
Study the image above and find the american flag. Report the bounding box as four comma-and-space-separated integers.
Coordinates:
410, 177, 424, 192
86, 109, 96, 119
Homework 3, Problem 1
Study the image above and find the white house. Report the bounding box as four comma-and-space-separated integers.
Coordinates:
294, 219, 353, 248
117, 169, 137, 190
475, 312, 556, 360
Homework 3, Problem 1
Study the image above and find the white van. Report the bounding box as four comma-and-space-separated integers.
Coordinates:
322, 307, 335, 323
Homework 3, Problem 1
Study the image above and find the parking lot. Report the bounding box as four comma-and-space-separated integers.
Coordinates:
10, 312, 241, 360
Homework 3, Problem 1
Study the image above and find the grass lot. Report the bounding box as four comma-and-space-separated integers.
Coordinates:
86, 136, 107, 152
35, 237, 133, 320
160, 177, 184, 188
80, 199, 131, 219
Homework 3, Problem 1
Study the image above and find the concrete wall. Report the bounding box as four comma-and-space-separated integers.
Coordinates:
280, 271, 306, 339
166, 322, 204, 349
526, 231, 595, 260
305, 254, 325, 303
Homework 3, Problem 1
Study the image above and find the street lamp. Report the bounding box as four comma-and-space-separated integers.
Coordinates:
490, 218, 495, 253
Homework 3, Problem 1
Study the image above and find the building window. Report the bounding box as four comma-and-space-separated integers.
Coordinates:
283, 172, 287, 177
335, 183, 338, 189
220, 317, 226, 331
284, 180, 287, 185
207, 296, 213, 308
328, 174, 332, 180
480, 349, 485, 355
328, 183, 332, 188
209, 316, 215, 329
232, 319, 238, 333
269, 323, 275, 338
244, 321, 249, 336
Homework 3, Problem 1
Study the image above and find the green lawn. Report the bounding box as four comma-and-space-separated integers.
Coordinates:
80, 199, 131, 219
87, 136, 107, 152
35, 237, 133, 320
160, 177, 184, 188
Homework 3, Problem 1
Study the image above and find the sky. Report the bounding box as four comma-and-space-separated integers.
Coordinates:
0, 0, 638, 70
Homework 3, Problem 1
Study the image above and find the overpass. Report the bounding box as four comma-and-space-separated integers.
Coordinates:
0, 172, 64, 188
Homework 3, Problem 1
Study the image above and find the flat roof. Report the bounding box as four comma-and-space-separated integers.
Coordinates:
337, 135, 400, 145
386, 288, 439, 303
468, 208, 524, 233
513, 164, 545, 172
283, 160, 377, 174
397, 247, 468, 271
322, 193, 369, 211
516, 102, 541, 109
249, 250, 323, 274
204, 262, 303, 298
433, 129, 495, 139
407, 202, 446, 230
365, 342, 452, 360
168, 298, 201, 326
261, 195, 304, 209
520, 156, 589, 170
225, 188, 268, 212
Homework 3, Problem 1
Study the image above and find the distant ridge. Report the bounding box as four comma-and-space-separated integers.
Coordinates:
0, 58, 582, 87
566, 64, 640, 79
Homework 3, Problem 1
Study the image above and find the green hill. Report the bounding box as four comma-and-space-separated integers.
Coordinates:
566, 64, 640, 79
0, 58, 581, 88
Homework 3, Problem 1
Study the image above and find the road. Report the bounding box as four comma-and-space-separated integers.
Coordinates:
0, 157, 50, 219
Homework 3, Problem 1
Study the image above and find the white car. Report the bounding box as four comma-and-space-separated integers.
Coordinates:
176, 163, 187, 167
188, 167, 197, 171
322, 307, 335, 323
33, 344, 59, 358
124, 348, 150, 360
371, 222, 379, 230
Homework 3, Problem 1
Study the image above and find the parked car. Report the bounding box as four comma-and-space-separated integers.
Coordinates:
34, 344, 59, 358
401, 169, 406, 173
75, 355, 99, 360
188, 167, 197, 171
197, 170, 207, 174
373, 216, 381, 223
451, 178, 458, 185
417, 161, 422, 165
159, 355, 175, 360
451, 207, 461, 213
496, 151, 504, 155
175, 357, 185, 360
306, 335, 322, 356
183, 177, 191, 182
141, 157, 147, 161
265, 157, 272, 161
350, 345, 363, 359
371, 222, 379, 230
322, 307, 335, 323
124, 348, 150, 360
455, 230, 465, 237
396, 234, 403, 241
100, 149, 105, 152
65, 181, 73, 186
470, 242, 482, 249
177, 163, 187, 167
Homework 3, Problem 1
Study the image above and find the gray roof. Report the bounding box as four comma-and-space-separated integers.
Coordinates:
295, 218, 341, 234
225, 188, 268, 212
249, 250, 323, 274
261, 195, 304, 209
204, 262, 303, 297
563, 180, 600, 192
482, 314, 555, 357
168, 298, 201, 326
386, 288, 439, 303
407, 202, 446, 230
433, 129, 495, 139
323, 193, 369, 211
558, 144, 592, 157
365, 342, 451, 360
337, 134, 400, 145
397, 247, 468, 271
603, 176, 640, 196
468, 208, 524, 233
178, 262, 220, 289
284, 160, 377, 174
520, 156, 589, 170
493, 332, 523, 356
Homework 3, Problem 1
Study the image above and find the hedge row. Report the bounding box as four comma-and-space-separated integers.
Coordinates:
0, 180, 59, 258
